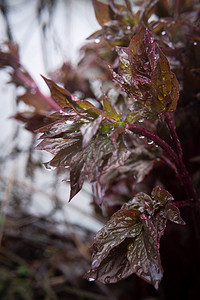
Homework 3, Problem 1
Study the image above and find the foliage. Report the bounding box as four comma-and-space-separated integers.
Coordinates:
1, 0, 200, 298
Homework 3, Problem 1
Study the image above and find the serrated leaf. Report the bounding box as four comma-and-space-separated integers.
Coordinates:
112, 25, 179, 118
111, 127, 125, 149
90, 209, 141, 270
102, 93, 121, 121
69, 151, 87, 201
85, 241, 133, 283
151, 47, 179, 113
92, 0, 111, 26
80, 115, 103, 148
86, 186, 185, 289
127, 218, 163, 290
42, 76, 80, 111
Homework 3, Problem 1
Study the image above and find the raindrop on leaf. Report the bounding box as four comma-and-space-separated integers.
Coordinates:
88, 278, 95, 282
104, 276, 111, 283
138, 118, 144, 123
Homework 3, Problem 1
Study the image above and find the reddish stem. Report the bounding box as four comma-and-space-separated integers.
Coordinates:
126, 122, 198, 201
165, 112, 198, 201
125, 123, 179, 165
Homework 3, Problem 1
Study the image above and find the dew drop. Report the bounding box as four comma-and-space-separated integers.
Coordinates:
88, 278, 95, 282
66, 120, 73, 125
148, 140, 154, 145
104, 276, 111, 284
95, 38, 100, 44
139, 135, 145, 139
138, 118, 144, 123
161, 30, 166, 36
46, 165, 56, 171
127, 25, 131, 30
193, 41, 197, 46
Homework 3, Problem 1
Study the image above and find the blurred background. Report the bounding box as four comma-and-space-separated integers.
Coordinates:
0, 0, 159, 299
0, 1, 110, 299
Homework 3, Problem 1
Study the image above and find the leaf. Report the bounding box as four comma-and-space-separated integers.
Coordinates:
127, 218, 163, 290
80, 115, 103, 148
86, 186, 185, 289
112, 25, 179, 118
18, 91, 54, 112
92, 0, 111, 26
151, 186, 185, 240
111, 127, 125, 149
69, 151, 87, 201
91, 209, 142, 269
42, 76, 81, 111
151, 46, 179, 113
102, 93, 120, 121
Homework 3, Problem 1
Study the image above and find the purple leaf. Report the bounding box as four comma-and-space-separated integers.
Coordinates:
86, 186, 185, 289
111, 25, 179, 118
80, 115, 103, 148
127, 218, 163, 290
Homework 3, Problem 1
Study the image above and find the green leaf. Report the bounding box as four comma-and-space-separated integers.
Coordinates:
102, 93, 121, 121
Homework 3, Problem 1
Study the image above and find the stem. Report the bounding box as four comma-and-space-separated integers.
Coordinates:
165, 112, 183, 157
126, 122, 198, 201
161, 155, 178, 175
165, 112, 198, 201
125, 123, 179, 165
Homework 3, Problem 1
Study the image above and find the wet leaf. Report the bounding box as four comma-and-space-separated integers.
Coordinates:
80, 115, 103, 148
42, 76, 81, 111
102, 93, 120, 121
86, 186, 185, 289
69, 151, 87, 201
112, 25, 179, 118
127, 218, 162, 290
92, 0, 111, 26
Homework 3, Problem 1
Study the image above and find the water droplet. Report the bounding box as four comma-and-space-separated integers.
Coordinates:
95, 38, 100, 44
66, 120, 73, 125
88, 278, 95, 282
148, 140, 154, 145
161, 30, 166, 36
139, 135, 145, 139
193, 41, 197, 46
104, 276, 111, 283
143, 62, 149, 70
138, 118, 144, 123
127, 25, 131, 30
46, 165, 56, 171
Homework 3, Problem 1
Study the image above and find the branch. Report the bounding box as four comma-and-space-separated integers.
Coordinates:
165, 112, 198, 202
125, 123, 179, 165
